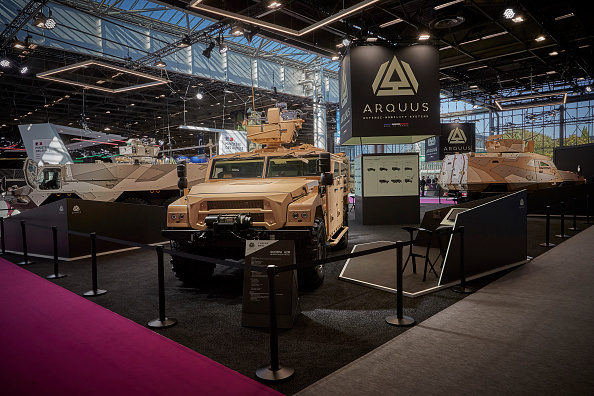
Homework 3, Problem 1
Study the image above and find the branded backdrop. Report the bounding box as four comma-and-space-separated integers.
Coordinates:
425, 135, 440, 162
440, 122, 476, 158
339, 45, 440, 145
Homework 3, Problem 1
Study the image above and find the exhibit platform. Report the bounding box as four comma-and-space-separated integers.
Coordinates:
0, 258, 283, 396
297, 222, 594, 395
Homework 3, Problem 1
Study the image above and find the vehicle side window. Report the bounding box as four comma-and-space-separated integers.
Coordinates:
334, 161, 340, 176
539, 161, 550, 168
340, 162, 347, 177
38, 168, 61, 190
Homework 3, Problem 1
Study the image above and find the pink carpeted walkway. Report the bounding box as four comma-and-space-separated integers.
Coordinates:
0, 259, 284, 396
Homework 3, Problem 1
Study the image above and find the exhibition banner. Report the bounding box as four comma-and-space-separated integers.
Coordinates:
440, 122, 476, 157
425, 135, 440, 162
339, 45, 440, 145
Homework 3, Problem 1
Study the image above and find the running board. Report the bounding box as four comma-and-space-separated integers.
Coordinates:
328, 226, 348, 246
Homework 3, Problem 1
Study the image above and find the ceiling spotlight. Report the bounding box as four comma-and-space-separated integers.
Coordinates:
549, 51, 558, 56
155, 60, 166, 67
230, 24, 244, 36
12, 38, 26, 50
331, 54, 340, 61
19, 65, 29, 74
196, 92, 203, 99
535, 35, 546, 42
418, 32, 431, 40
0, 58, 11, 68
503, 8, 515, 19
512, 16, 524, 23
586, 86, 592, 92
268, 1, 282, 8
202, 41, 216, 59
44, 12, 57, 30
177, 36, 191, 48
33, 12, 47, 28
473, 104, 479, 109
342, 37, 351, 47
218, 37, 228, 54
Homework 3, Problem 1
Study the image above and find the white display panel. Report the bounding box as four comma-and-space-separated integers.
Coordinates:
362, 154, 419, 197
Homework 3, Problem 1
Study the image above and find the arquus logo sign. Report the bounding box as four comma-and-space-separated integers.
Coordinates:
448, 127, 467, 144
372, 55, 419, 96
440, 123, 475, 157
339, 45, 439, 146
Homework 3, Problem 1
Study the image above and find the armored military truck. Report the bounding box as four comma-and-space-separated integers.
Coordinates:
163, 104, 350, 289
1, 139, 208, 209
439, 134, 585, 200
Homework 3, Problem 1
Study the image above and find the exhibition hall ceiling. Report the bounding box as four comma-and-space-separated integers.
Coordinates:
0, 0, 592, 152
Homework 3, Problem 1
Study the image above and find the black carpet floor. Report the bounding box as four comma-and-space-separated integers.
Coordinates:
2, 204, 590, 395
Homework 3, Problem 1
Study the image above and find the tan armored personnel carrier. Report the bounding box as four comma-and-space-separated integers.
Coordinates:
163, 104, 350, 289
1, 138, 207, 209
438, 134, 585, 200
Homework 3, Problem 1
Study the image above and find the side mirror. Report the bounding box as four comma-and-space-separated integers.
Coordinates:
177, 161, 188, 196
318, 152, 331, 173
320, 172, 334, 186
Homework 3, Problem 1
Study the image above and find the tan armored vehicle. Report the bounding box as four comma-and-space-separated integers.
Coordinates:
1, 139, 207, 209
163, 104, 350, 289
439, 134, 585, 200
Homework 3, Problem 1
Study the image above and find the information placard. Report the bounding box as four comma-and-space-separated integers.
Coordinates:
241, 240, 300, 328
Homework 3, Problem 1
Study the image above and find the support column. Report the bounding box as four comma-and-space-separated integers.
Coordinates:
559, 105, 565, 147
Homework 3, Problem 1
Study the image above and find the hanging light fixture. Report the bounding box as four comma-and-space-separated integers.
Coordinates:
230, 23, 245, 36
202, 41, 215, 59
155, 59, 167, 68
0, 57, 12, 68
33, 8, 56, 29
12, 38, 26, 50
218, 36, 228, 54
196, 92, 203, 99
177, 36, 191, 48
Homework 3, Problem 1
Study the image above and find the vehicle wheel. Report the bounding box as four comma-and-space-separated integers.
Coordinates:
161, 195, 180, 207
122, 197, 149, 205
335, 204, 349, 250
170, 240, 215, 286
297, 217, 326, 290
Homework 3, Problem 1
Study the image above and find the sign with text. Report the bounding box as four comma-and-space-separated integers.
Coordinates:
339, 45, 440, 145
440, 123, 476, 157
360, 154, 419, 197
241, 240, 299, 328
218, 130, 247, 155
424, 135, 440, 162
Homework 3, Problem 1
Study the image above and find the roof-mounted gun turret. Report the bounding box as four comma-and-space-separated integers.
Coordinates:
485, 134, 535, 153
246, 102, 304, 148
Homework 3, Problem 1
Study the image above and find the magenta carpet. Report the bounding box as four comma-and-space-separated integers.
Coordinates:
0, 259, 284, 396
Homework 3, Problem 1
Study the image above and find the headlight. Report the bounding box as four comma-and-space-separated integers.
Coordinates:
171, 214, 177, 220
301, 212, 307, 219
292, 212, 299, 219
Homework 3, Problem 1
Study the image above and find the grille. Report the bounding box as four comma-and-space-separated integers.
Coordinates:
207, 200, 264, 210
250, 213, 265, 222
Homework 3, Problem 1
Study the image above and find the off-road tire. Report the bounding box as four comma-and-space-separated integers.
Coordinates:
297, 217, 326, 290
122, 197, 149, 205
335, 204, 349, 250
170, 240, 215, 286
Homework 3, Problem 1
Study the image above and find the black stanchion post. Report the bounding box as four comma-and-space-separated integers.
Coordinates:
453, 227, 475, 294
148, 245, 177, 328
539, 206, 556, 247
17, 220, 35, 265
0, 216, 5, 256
256, 265, 294, 382
385, 241, 415, 326
569, 197, 581, 231
83, 232, 106, 297
555, 201, 570, 238
47, 226, 66, 279
584, 195, 592, 225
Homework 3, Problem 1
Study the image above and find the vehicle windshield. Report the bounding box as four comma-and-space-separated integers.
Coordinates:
210, 158, 265, 179
266, 156, 320, 177
38, 168, 62, 190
